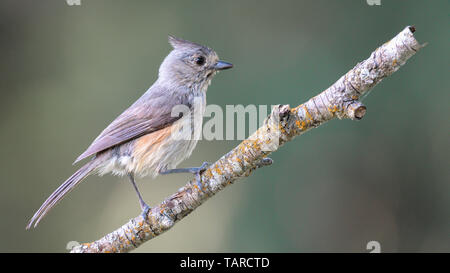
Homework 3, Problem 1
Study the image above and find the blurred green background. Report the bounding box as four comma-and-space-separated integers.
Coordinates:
0, 0, 448, 252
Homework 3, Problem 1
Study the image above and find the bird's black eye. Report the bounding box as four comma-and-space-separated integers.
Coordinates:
195, 56, 205, 66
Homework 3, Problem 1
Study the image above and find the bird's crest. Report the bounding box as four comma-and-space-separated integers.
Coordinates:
168, 35, 207, 51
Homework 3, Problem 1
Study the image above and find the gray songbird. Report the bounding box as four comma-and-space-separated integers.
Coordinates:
26, 36, 233, 229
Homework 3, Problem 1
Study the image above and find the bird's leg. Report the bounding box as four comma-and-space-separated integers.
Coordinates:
128, 173, 151, 220
159, 162, 210, 175
159, 162, 210, 187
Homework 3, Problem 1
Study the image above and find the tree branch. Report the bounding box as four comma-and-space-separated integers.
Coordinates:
71, 26, 424, 253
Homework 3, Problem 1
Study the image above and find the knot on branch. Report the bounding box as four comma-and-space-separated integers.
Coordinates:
345, 101, 367, 120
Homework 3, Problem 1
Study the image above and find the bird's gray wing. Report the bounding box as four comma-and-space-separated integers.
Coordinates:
74, 87, 190, 164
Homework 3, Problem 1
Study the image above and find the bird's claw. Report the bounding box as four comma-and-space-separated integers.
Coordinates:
198, 161, 210, 173
195, 161, 210, 190
140, 203, 151, 221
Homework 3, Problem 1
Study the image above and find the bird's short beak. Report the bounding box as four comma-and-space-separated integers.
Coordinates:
214, 60, 233, 70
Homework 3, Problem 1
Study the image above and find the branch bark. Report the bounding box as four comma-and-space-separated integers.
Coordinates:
71, 26, 424, 253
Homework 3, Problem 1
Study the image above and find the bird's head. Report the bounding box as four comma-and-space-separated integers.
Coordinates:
158, 36, 233, 90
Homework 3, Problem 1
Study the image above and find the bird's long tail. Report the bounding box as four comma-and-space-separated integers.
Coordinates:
26, 159, 100, 229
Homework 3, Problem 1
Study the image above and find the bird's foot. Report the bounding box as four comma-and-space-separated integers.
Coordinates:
193, 162, 210, 188
140, 203, 151, 221
191, 161, 210, 175
158, 162, 211, 190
